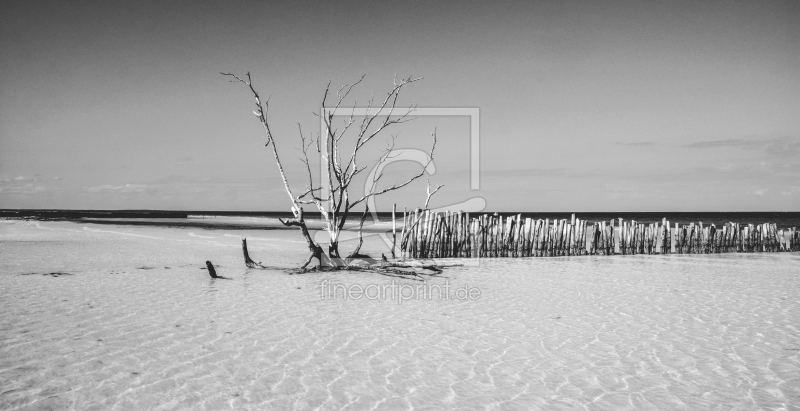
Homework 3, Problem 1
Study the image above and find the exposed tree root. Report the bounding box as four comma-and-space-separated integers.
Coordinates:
242, 239, 266, 269
241, 236, 459, 277
205, 261, 230, 279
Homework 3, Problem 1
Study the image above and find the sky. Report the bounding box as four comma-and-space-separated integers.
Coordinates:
1, 0, 799, 212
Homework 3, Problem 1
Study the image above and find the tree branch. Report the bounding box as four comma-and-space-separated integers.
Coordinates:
424, 179, 444, 209
350, 129, 437, 209
221, 72, 298, 210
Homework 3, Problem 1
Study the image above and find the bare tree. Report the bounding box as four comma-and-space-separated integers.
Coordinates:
222, 72, 436, 268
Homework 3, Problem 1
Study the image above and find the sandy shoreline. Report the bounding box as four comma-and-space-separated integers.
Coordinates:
1, 220, 799, 410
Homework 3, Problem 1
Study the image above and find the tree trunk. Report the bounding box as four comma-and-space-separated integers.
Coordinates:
280, 207, 330, 267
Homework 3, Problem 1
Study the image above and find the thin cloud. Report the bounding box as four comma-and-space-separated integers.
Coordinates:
0, 185, 45, 194
177, 155, 196, 166
685, 139, 739, 148
781, 186, 800, 196
85, 184, 148, 193
617, 141, 656, 147
2, 175, 61, 183
684, 136, 800, 155
483, 168, 571, 179
0, 175, 34, 182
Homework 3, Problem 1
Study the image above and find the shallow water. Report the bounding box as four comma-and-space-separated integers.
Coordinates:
1, 220, 799, 410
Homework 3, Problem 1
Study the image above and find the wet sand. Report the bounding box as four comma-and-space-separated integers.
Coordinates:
1, 219, 799, 410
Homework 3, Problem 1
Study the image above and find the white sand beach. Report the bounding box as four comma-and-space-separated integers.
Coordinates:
1, 219, 799, 410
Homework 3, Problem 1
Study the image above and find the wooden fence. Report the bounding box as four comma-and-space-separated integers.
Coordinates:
394, 210, 799, 259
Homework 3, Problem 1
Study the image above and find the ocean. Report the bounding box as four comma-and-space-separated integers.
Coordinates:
1, 217, 799, 410
3, 209, 800, 230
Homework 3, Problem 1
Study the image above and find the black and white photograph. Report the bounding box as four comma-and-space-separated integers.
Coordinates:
1, 0, 799, 409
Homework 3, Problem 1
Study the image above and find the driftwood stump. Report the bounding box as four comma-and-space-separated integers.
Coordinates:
206, 261, 218, 278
